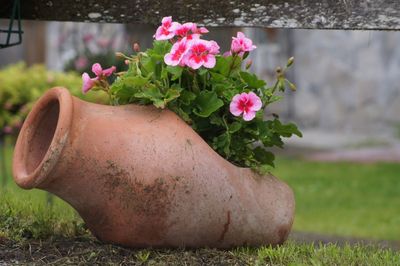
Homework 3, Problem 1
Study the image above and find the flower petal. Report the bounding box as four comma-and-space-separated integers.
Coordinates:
164, 53, 179, 66
203, 54, 216, 68
103, 66, 116, 77
230, 101, 243, 116
82, 73, 95, 93
161, 16, 172, 26
243, 110, 256, 121
248, 92, 262, 111
92, 63, 103, 76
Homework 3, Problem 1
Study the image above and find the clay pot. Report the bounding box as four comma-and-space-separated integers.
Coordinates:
13, 87, 295, 248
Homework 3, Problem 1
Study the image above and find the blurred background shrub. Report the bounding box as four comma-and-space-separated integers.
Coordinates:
0, 63, 107, 139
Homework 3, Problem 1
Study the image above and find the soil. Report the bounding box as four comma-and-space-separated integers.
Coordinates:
0, 236, 248, 265
1, 232, 398, 265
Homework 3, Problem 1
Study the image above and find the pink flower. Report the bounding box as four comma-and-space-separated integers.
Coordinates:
92, 63, 116, 77
154, 16, 179, 40
173, 23, 208, 40
3, 126, 13, 134
164, 38, 189, 66
231, 32, 257, 55
74, 56, 88, 70
174, 22, 194, 38
230, 92, 262, 121
82, 72, 97, 94
82, 34, 93, 43
183, 39, 220, 69
82, 63, 116, 93
208, 40, 220, 54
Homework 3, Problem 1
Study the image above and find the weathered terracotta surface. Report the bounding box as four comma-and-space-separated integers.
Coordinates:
13, 87, 295, 248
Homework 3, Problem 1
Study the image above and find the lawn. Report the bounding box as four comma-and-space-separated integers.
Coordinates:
1, 140, 400, 264
272, 158, 400, 241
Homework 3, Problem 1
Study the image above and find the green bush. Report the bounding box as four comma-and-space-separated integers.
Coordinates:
0, 63, 106, 137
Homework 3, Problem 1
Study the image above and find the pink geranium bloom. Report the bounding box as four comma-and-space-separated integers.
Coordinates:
92, 63, 116, 77
230, 92, 262, 121
82, 63, 116, 93
154, 16, 179, 40
74, 56, 88, 70
184, 39, 220, 69
208, 40, 220, 54
164, 38, 189, 66
174, 22, 193, 38
231, 32, 257, 55
82, 72, 97, 93
82, 34, 94, 43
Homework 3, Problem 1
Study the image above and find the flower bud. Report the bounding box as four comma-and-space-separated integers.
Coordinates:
115, 52, 125, 58
133, 43, 140, 52
288, 81, 297, 91
276, 67, 283, 78
124, 60, 130, 65
286, 57, 294, 67
245, 60, 253, 70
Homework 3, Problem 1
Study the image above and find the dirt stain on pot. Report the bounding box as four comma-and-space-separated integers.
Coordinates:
218, 211, 231, 242
81, 159, 177, 245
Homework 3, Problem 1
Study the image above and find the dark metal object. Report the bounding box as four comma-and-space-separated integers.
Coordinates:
1, 0, 23, 49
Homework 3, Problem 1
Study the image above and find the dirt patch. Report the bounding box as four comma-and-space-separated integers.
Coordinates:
1, 232, 399, 265
0, 236, 248, 265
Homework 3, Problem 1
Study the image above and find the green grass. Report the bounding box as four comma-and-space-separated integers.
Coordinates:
235, 242, 400, 266
272, 158, 400, 241
0, 140, 84, 240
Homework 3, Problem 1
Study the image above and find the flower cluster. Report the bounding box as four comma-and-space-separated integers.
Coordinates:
82, 63, 116, 93
154, 17, 262, 120
155, 17, 219, 69
82, 16, 301, 172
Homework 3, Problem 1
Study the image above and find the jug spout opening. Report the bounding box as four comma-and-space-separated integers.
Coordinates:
13, 87, 73, 189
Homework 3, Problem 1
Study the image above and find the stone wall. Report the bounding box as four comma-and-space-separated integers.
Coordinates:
246, 29, 400, 134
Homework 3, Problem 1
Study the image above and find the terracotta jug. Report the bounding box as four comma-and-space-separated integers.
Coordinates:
13, 87, 295, 248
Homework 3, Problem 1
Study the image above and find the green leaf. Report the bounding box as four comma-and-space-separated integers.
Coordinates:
164, 87, 181, 104
229, 122, 242, 133
193, 91, 224, 118
213, 132, 231, 156
253, 147, 275, 166
214, 55, 242, 77
274, 120, 303, 137
179, 90, 196, 105
166, 65, 183, 81
210, 114, 224, 126
140, 54, 156, 75
147, 41, 172, 61
210, 72, 226, 82
161, 67, 168, 79
240, 71, 266, 89
124, 75, 152, 87
134, 86, 165, 108
198, 68, 208, 76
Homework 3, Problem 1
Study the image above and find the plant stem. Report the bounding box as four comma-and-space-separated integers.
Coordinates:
227, 54, 238, 77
